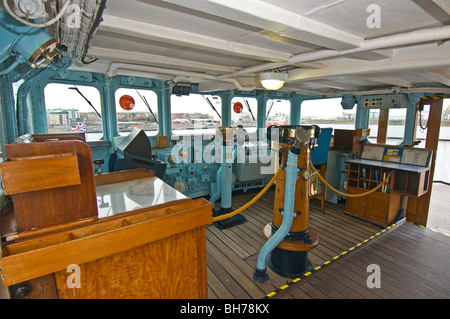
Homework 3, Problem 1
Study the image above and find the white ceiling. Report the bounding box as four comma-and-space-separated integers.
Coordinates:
67, 0, 450, 96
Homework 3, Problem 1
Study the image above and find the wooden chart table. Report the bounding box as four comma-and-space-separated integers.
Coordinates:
0, 167, 212, 299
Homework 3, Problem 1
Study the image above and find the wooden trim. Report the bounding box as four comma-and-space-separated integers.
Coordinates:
377, 109, 389, 144
94, 168, 155, 186
407, 98, 443, 226
0, 199, 212, 286
0, 154, 80, 195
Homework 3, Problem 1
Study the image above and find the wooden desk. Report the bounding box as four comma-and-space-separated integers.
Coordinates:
0, 166, 212, 299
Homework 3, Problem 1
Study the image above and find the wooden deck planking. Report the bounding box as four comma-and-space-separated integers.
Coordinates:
271, 221, 450, 299
206, 188, 383, 299
428, 183, 450, 235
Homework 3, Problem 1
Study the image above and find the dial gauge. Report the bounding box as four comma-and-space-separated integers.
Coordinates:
174, 180, 187, 193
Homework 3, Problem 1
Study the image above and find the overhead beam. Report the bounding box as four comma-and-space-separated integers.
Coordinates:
426, 69, 450, 86
100, 15, 292, 62
346, 49, 394, 61
219, 25, 450, 79
413, 0, 450, 24
363, 75, 414, 88
433, 0, 450, 15
287, 43, 450, 83
88, 47, 239, 73
162, 0, 362, 50
303, 80, 365, 91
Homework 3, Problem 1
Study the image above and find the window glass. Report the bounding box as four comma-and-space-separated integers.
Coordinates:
115, 88, 159, 136
44, 83, 102, 141
265, 99, 290, 126
387, 108, 407, 145
171, 94, 221, 135
301, 98, 356, 128
231, 97, 257, 133
441, 99, 450, 140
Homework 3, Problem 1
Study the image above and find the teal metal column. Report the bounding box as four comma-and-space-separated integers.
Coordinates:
220, 93, 232, 126
291, 95, 304, 125
0, 74, 18, 143
403, 93, 424, 146
156, 81, 171, 140
102, 82, 116, 144
256, 93, 269, 130
355, 99, 370, 130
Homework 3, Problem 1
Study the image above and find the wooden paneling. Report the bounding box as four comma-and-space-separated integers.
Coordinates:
0, 154, 80, 195
0, 199, 212, 288
377, 109, 389, 144
407, 98, 443, 226
2, 140, 97, 232
54, 227, 205, 299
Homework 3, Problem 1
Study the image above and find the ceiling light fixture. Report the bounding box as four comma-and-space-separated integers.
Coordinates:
259, 71, 287, 90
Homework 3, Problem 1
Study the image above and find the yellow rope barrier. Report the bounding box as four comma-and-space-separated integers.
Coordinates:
310, 162, 392, 198
212, 165, 284, 222
211, 156, 392, 223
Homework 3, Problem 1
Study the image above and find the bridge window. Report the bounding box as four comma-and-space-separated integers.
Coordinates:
115, 88, 159, 136
367, 108, 407, 144
171, 94, 222, 135
266, 99, 291, 126
44, 83, 102, 141
301, 98, 356, 128
231, 97, 257, 133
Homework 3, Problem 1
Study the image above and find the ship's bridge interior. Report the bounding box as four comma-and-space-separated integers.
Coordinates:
0, 0, 450, 301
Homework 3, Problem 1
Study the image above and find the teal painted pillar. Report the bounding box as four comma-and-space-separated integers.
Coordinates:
403, 94, 424, 146
220, 92, 232, 126
291, 95, 303, 125
101, 83, 115, 143
0, 74, 18, 143
256, 94, 269, 130
156, 82, 171, 139
355, 100, 369, 130
29, 85, 46, 134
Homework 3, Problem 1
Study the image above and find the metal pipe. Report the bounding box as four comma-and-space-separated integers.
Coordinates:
16, 55, 72, 135
107, 63, 256, 92
253, 147, 299, 283
0, 59, 20, 76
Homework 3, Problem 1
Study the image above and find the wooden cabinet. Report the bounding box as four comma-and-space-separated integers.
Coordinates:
345, 145, 432, 227
345, 163, 400, 227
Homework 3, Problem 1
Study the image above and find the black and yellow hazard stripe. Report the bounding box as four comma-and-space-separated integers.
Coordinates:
264, 222, 399, 298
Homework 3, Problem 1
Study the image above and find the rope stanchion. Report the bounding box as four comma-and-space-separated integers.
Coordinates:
310, 162, 392, 198
211, 165, 284, 223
